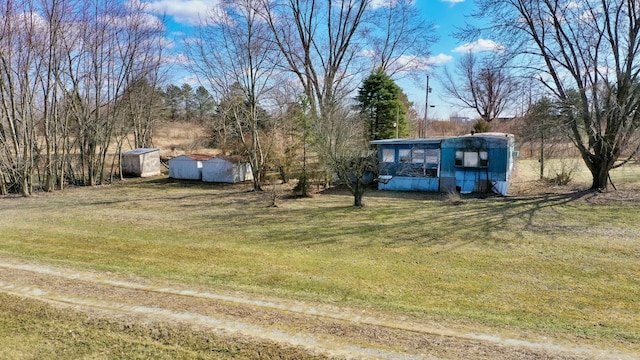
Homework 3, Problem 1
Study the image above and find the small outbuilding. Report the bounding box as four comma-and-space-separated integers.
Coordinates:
202, 156, 253, 183
168, 154, 215, 180
121, 148, 161, 177
372, 132, 516, 196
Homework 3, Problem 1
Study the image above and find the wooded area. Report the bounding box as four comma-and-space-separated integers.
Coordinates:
2, 0, 639, 199
0, 0, 164, 195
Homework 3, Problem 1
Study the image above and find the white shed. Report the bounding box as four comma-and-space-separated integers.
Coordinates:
122, 148, 161, 177
168, 154, 215, 180
202, 156, 254, 183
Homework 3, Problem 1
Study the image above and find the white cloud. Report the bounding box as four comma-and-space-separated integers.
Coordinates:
178, 74, 201, 86
163, 53, 191, 65
370, 0, 416, 9
358, 51, 452, 74
427, 53, 453, 66
160, 37, 175, 49
360, 49, 376, 58
142, 0, 218, 25
441, 0, 464, 5
453, 39, 506, 53
396, 53, 453, 73
100, 13, 165, 31
395, 55, 428, 71
566, 1, 580, 10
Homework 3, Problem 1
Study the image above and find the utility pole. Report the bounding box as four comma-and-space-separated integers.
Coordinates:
424, 75, 431, 138
395, 105, 399, 139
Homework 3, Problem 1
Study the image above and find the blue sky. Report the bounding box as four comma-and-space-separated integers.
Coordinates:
408, 0, 475, 118
144, 0, 500, 119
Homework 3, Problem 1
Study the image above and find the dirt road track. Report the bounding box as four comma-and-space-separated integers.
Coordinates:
0, 257, 634, 359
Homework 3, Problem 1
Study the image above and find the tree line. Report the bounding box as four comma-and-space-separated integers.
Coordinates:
445, 0, 640, 190
0, 0, 165, 196
3, 0, 639, 202
181, 0, 433, 205
1, 0, 433, 206
184, 0, 640, 197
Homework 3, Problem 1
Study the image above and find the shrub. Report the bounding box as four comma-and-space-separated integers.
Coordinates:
545, 160, 576, 185
472, 119, 491, 133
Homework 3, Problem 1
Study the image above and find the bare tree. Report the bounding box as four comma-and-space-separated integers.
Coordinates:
256, 1, 435, 205
516, 96, 569, 179
60, 0, 164, 186
0, 0, 164, 194
440, 52, 518, 122
258, 0, 375, 203
121, 79, 165, 149
265, 83, 304, 185
0, 0, 42, 196
314, 107, 376, 207
368, 0, 437, 77
259, 0, 369, 119
471, 0, 640, 190
188, 0, 279, 191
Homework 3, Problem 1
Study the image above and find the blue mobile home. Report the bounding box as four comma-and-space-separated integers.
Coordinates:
372, 133, 515, 195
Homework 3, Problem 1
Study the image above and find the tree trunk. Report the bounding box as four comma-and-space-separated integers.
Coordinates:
353, 192, 364, 207
252, 171, 263, 192
584, 153, 614, 190
19, 166, 31, 197
589, 164, 610, 190
0, 173, 6, 195
353, 181, 364, 207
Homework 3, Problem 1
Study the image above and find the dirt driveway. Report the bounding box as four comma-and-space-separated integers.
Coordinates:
0, 257, 633, 359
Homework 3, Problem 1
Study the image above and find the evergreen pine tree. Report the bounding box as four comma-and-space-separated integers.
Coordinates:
356, 69, 409, 141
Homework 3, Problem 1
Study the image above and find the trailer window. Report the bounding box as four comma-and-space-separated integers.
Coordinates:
399, 149, 411, 163
382, 149, 395, 163
464, 151, 479, 167
412, 149, 425, 164
408, 148, 439, 177
455, 151, 463, 166
424, 149, 439, 177
479, 151, 488, 167
456, 150, 488, 168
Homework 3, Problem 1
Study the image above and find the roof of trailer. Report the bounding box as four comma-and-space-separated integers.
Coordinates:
371, 133, 514, 146
370, 138, 443, 145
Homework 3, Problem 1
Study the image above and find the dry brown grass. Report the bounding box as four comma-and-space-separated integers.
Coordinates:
153, 121, 217, 158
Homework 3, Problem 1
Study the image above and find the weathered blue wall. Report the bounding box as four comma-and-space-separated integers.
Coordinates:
441, 136, 512, 181
378, 176, 440, 192
373, 134, 515, 195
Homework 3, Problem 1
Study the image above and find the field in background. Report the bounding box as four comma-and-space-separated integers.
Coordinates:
513, 157, 640, 193
152, 122, 214, 158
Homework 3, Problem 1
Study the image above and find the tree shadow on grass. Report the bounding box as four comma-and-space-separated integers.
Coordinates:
7, 176, 607, 252
394, 189, 601, 250
263, 188, 603, 251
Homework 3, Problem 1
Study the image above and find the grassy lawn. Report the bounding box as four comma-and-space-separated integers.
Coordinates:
1, 160, 639, 351
0, 292, 324, 360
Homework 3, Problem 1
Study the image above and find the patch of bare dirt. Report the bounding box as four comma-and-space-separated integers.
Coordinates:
0, 257, 635, 360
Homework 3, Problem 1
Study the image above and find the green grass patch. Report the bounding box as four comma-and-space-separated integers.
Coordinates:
1, 174, 640, 346
0, 293, 325, 359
